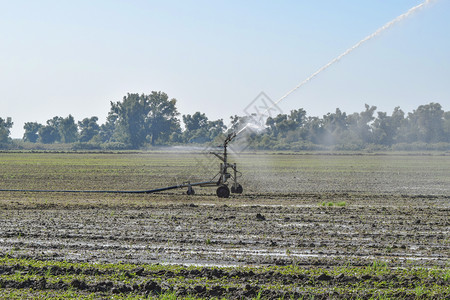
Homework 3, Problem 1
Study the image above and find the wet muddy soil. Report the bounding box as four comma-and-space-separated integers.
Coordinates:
1, 192, 448, 269
0, 152, 448, 298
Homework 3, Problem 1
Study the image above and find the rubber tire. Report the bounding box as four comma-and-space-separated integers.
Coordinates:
216, 185, 230, 198
187, 188, 195, 195
231, 184, 243, 194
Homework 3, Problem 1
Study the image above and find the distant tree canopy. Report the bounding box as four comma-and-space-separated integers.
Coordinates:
107, 92, 181, 148
238, 102, 450, 150
59, 115, 78, 143
9, 92, 449, 151
23, 122, 42, 143
36, 115, 78, 144
38, 117, 61, 144
0, 117, 13, 145
182, 112, 226, 143
78, 116, 100, 143
406, 102, 445, 143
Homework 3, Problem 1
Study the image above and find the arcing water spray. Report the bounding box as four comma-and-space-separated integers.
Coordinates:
237, 0, 432, 137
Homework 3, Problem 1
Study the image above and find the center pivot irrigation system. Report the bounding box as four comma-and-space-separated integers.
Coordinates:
0, 133, 242, 198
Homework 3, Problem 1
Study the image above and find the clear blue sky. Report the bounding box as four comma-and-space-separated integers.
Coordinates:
1, 0, 449, 138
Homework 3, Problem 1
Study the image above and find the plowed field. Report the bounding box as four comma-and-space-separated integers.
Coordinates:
0, 151, 448, 299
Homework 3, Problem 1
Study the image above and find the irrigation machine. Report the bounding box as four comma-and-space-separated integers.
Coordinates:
146, 132, 243, 198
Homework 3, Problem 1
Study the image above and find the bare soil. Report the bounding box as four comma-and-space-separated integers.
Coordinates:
0, 152, 449, 298
0, 191, 448, 269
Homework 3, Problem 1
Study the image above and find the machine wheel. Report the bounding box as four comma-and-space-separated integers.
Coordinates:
216, 185, 230, 198
186, 187, 195, 195
231, 184, 243, 194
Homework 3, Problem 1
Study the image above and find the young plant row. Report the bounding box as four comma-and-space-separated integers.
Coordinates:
0, 256, 448, 299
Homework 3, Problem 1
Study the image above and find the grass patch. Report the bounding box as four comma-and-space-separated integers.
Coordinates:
0, 256, 448, 299
320, 201, 346, 207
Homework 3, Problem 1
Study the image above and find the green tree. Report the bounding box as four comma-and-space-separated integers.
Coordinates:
346, 104, 377, 144
59, 115, 78, 143
78, 116, 100, 142
182, 112, 209, 143
38, 126, 58, 144
207, 119, 227, 139
289, 108, 307, 127
229, 115, 252, 133
266, 114, 288, 137
147, 91, 180, 145
444, 111, 450, 142
110, 92, 180, 148
266, 109, 306, 138
183, 112, 208, 132
38, 117, 62, 144
23, 122, 42, 143
407, 102, 444, 143
110, 93, 149, 148
300, 116, 325, 144
182, 112, 225, 143
322, 108, 347, 144
98, 110, 119, 143
372, 107, 405, 145
0, 117, 13, 144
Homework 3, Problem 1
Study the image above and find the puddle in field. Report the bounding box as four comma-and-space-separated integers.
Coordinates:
5, 235, 445, 266
161, 261, 243, 268
277, 223, 315, 228
1, 192, 449, 269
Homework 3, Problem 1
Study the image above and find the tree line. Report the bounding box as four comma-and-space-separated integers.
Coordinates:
244, 103, 450, 151
1, 91, 449, 150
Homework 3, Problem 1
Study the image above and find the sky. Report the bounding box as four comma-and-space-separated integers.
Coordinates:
1, 0, 449, 138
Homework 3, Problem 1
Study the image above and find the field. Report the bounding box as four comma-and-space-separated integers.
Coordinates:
0, 151, 449, 299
